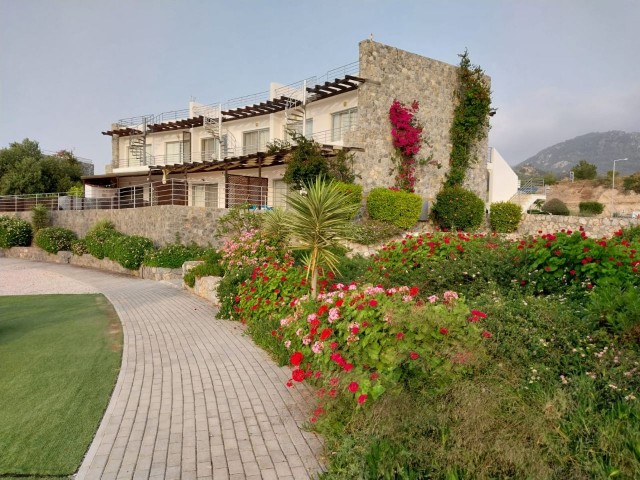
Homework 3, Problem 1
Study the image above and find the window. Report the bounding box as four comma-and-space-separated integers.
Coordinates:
165, 141, 184, 164
190, 183, 219, 208
286, 118, 313, 141
331, 107, 358, 142
242, 128, 269, 155
128, 144, 151, 167
201, 136, 228, 161
272, 179, 290, 209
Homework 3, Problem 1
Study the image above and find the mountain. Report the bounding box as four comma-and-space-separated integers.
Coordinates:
515, 131, 640, 177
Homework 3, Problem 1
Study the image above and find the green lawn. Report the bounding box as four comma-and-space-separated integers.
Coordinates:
0, 294, 122, 478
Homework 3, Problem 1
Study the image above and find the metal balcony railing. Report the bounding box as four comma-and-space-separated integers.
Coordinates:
0, 179, 289, 212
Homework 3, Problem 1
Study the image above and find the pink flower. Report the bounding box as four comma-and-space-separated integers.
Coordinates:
409, 352, 419, 360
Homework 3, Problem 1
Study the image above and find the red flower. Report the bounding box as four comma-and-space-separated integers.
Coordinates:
329, 389, 337, 398
396, 332, 405, 340
357, 394, 368, 404
409, 287, 419, 296
370, 372, 380, 380
330, 342, 338, 350
335, 299, 344, 307
317, 305, 329, 316
320, 328, 333, 340
344, 363, 354, 372
348, 382, 359, 392
290, 351, 304, 366
409, 352, 419, 360
369, 299, 378, 307
292, 369, 305, 382
280, 276, 287, 282
286, 380, 293, 388
330, 377, 339, 386
569, 270, 576, 275
350, 326, 359, 335
270, 330, 276, 336
439, 327, 449, 335
315, 371, 322, 378
470, 310, 487, 318
481, 330, 492, 339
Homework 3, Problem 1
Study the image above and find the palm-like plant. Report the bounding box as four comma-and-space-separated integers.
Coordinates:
287, 177, 359, 296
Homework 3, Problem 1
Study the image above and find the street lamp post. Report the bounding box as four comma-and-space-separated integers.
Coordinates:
611, 158, 629, 217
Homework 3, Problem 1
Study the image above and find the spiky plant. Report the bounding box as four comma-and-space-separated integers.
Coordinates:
287, 177, 358, 296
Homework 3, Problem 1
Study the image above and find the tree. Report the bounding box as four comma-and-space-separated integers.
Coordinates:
0, 140, 83, 195
572, 160, 597, 180
284, 177, 358, 296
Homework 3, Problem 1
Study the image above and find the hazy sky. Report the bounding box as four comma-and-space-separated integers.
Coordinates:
1, 0, 638, 174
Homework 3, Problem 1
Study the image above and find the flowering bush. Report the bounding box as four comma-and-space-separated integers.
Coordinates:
431, 186, 485, 231
388, 100, 432, 192
0, 216, 32, 248
108, 235, 155, 270
220, 229, 286, 270
514, 228, 640, 294
34, 226, 77, 253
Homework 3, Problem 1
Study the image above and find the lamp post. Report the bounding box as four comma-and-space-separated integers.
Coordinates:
611, 158, 629, 216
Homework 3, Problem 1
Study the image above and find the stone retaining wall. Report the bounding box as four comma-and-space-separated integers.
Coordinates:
518, 214, 640, 238
4, 205, 223, 247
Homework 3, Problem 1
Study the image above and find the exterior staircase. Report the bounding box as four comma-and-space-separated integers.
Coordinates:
509, 178, 547, 212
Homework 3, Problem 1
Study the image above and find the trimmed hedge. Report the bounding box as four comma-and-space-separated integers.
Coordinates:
579, 201, 604, 216
489, 202, 522, 233
334, 182, 363, 217
431, 187, 485, 231
0, 216, 33, 248
34, 227, 77, 254
109, 235, 155, 270
542, 198, 570, 216
367, 187, 422, 229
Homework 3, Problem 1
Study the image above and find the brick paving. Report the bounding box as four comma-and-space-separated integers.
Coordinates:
0, 259, 323, 479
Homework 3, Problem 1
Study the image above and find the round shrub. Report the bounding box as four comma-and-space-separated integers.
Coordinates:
109, 235, 155, 270
35, 227, 77, 254
84, 220, 122, 259
367, 187, 422, 229
542, 198, 569, 216
431, 187, 485, 231
579, 201, 604, 216
0, 216, 33, 248
71, 239, 89, 256
489, 202, 522, 233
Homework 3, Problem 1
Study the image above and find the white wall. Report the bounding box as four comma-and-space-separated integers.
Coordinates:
487, 147, 519, 204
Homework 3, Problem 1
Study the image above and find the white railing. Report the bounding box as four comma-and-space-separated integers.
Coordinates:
308, 123, 358, 144
112, 61, 359, 127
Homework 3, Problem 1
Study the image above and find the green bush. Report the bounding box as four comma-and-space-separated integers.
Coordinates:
84, 220, 122, 259
431, 186, 485, 231
366, 187, 422, 229
31, 205, 50, 234
579, 201, 605, 215
71, 239, 89, 256
0, 216, 33, 248
489, 201, 522, 233
34, 227, 77, 254
542, 198, 570, 216
143, 243, 210, 269
333, 182, 363, 215
348, 219, 403, 245
109, 235, 155, 270
215, 267, 252, 320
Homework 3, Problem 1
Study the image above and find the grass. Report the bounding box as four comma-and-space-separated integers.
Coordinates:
0, 294, 122, 478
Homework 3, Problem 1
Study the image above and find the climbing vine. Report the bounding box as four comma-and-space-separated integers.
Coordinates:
388, 100, 433, 193
445, 50, 492, 188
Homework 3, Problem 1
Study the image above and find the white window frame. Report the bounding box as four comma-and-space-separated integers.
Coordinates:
242, 128, 269, 155
190, 183, 219, 208
331, 107, 357, 142
165, 141, 184, 164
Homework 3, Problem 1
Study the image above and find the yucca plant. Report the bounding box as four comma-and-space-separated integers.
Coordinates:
286, 176, 358, 296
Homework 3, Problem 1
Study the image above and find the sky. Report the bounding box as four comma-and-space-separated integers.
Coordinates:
1, 0, 639, 174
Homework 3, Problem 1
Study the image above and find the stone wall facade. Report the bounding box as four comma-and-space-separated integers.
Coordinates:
519, 214, 640, 238
6, 205, 224, 247
347, 40, 489, 205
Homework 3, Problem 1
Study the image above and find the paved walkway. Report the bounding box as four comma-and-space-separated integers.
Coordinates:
0, 258, 323, 479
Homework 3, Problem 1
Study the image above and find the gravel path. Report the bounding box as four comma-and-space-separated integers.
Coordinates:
0, 258, 323, 479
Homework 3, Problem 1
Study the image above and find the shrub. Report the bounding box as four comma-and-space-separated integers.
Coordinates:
541, 198, 570, 216
84, 220, 122, 259
183, 249, 225, 288
348, 219, 403, 246
108, 235, 155, 270
215, 266, 252, 321
623, 174, 640, 194
431, 186, 485, 231
0, 216, 33, 248
214, 206, 263, 240
71, 238, 89, 256
572, 159, 598, 180
31, 205, 50, 234
579, 201, 605, 215
366, 187, 422, 229
489, 201, 522, 232
34, 227, 77, 253
333, 181, 363, 215
143, 243, 210, 269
